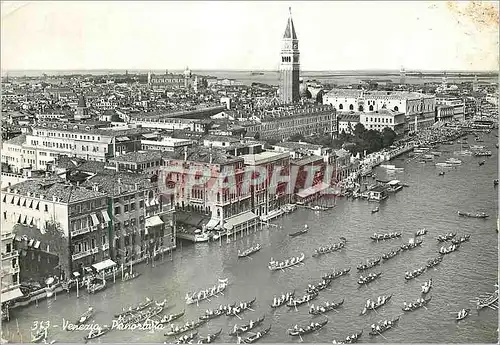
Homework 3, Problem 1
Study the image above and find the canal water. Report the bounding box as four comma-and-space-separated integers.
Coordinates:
3, 131, 498, 343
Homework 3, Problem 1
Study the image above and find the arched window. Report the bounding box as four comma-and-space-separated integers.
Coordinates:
349, 104, 354, 110
394, 106, 399, 111
339, 104, 343, 110
369, 105, 374, 111
358, 105, 364, 111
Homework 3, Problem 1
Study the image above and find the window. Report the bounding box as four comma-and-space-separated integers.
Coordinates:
44, 204, 49, 212
124, 204, 129, 213
394, 106, 399, 111
3, 212, 6, 220
114, 206, 121, 215
91, 238, 96, 248
349, 104, 354, 110
102, 235, 106, 244
339, 104, 343, 110
130, 203, 136, 211
369, 105, 374, 111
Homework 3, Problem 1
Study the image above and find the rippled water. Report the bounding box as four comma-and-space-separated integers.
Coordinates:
3, 132, 498, 344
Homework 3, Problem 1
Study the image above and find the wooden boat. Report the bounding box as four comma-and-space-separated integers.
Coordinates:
88, 280, 106, 294
439, 243, 459, 255
309, 299, 344, 315
286, 292, 318, 308
438, 171, 445, 176
197, 329, 222, 344
268, 253, 305, 271
83, 325, 110, 342
322, 267, 351, 280
357, 257, 381, 271
402, 296, 432, 311
451, 234, 470, 245
226, 298, 256, 317
437, 232, 456, 242
368, 316, 400, 336
122, 272, 141, 282
426, 256, 443, 268
401, 240, 423, 251
175, 331, 198, 344
164, 320, 207, 336
159, 310, 185, 324
494, 179, 499, 186
31, 328, 47, 343
421, 279, 432, 294
289, 229, 308, 237
305, 278, 332, 294
456, 308, 470, 321
458, 211, 489, 218
476, 289, 498, 309
75, 307, 94, 326
371, 207, 379, 213
370, 233, 401, 241
185, 279, 229, 305
238, 244, 262, 258
270, 291, 294, 308
479, 160, 485, 166
332, 330, 363, 344
415, 228, 427, 236
199, 304, 234, 321
288, 318, 328, 336
131, 300, 167, 323
312, 239, 346, 257
382, 249, 400, 261
243, 325, 271, 344
360, 295, 392, 315
228, 315, 265, 336
114, 298, 152, 318
404, 267, 426, 281
357, 272, 382, 285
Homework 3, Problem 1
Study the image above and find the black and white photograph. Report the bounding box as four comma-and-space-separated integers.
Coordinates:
0, 1, 498, 344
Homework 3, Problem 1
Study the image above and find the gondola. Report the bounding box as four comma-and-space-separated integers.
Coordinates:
286, 292, 318, 308
238, 244, 262, 258
415, 228, 427, 236
451, 234, 470, 245
164, 320, 207, 337
185, 279, 229, 305
268, 253, 305, 271
404, 267, 426, 281
322, 268, 351, 280
309, 299, 344, 315
439, 243, 459, 255
114, 298, 152, 318
382, 249, 400, 261
401, 240, 423, 251
458, 211, 489, 218
243, 325, 271, 344
357, 272, 382, 285
228, 315, 265, 336
456, 308, 470, 321
159, 310, 185, 324
368, 316, 400, 336
402, 296, 432, 311
332, 330, 363, 344
175, 331, 198, 344
360, 295, 392, 315
421, 278, 432, 294
438, 171, 445, 176
226, 298, 256, 317
288, 318, 328, 336
132, 300, 167, 324
88, 280, 106, 294
83, 325, 111, 342
75, 307, 94, 326
312, 240, 346, 257
122, 272, 141, 282
31, 328, 47, 343
370, 233, 401, 241
270, 291, 295, 308
199, 305, 232, 321
479, 160, 485, 166
437, 232, 456, 242
371, 207, 379, 213
305, 278, 332, 294
426, 256, 443, 268
197, 329, 222, 344
357, 257, 381, 271
289, 228, 308, 237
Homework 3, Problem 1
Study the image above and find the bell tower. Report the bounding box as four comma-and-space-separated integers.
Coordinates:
279, 7, 300, 104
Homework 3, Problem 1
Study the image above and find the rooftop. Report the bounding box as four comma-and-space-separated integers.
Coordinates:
81, 172, 156, 196
274, 141, 323, 151
325, 89, 435, 100
4, 133, 27, 146
291, 155, 323, 166
338, 114, 361, 122
165, 146, 243, 165
110, 151, 165, 163
240, 151, 290, 165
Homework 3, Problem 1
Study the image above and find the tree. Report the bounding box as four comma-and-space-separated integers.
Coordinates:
353, 123, 366, 138
381, 127, 397, 147
289, 133, 305, 142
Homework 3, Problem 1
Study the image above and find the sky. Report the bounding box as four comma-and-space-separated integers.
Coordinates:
1, 1, 499, 72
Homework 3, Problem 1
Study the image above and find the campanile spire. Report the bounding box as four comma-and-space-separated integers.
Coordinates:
279, 7, 300, 104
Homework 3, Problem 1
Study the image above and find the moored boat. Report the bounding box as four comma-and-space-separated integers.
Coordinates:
288, 318, 328, 336
309, 299, 344, 315
402, 296, 432, 311
368, 316, 400, 336
268, 253, 305, 271
238, 244, 262, 258
197, 329, 222, 344
122, 272, 141, 282
88, 279, 106, 294
357, 257, 381, 271
243, 325, 271, 344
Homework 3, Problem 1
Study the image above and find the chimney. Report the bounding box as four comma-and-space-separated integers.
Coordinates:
184, 146, 188, 161
135, 182, 139, 190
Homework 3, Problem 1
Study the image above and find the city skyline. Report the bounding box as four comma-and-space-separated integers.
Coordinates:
1, 1, 499, 72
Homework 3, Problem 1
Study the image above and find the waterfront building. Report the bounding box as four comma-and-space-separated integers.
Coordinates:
279, 8, 300, 104
291, 155, 329, 203
463, 97, 477, 120
272, 141, 333, 163
109, 151, 166, 176
1, 226, 22, 316
1, 178, 109, 278
435, 105, 455, 123
141, 137, 194, 152
358, 109, 406, 135
337, 113, 360, 135
323, 89, 436, 131
436, 96, 466, 122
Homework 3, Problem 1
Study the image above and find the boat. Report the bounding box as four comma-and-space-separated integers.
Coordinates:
305, 278, 332, 294
438, 171, 445, 176
288, 318, 328, 336
165, 320, 207, 336
479, 160, 486, 166
159, 310, 185, 324
243, 324, 271, 344
421, 279, 432, 294
88, 279, 106, 294
476, 289, 498, 309
437, 232, 456, 242
431, 151, 442, 156
370, 232, 401, 241
309, 299, 344, 315
312, 238, 347, 257
175, 331, 198, 344
238, 244, 262, 258
197, 329, 222, 344
404, 267, 426, 280
199, 304, 234, 321
289, 228, 308, 237
226, 298, 256, 317
426, 256, 443, 268
83, 325, 111, 342
122, 272, 141, 282
368, 316, 400, 336
494, 179, 499, 186
474, 150, 492, 156
250, 71, 264, 75
228, 315, 265, 336
458, 211, 489, 218
268, 253, 305, 271
382, 249, 400, 261
114, 298, 152, 318
185, 279, 229, 305
130, 300, 167, 324
270, 291, 295, 308
401, 240, 423, 251
415, 228, 427, 236
435, 162, 455, 167
194, 229, 210, 242
386, 180, 403, 192
445, 158, 463, 165
357, 272, 382, 285
439, 243, 459, 255
371, 207, 379, 213
286, 292, 318, 308
75, 307, 94, 326
357, 257, 381, 271
332, 330, 363, 344
360, 295, 392, 315
31, 328, 47, 343
451, 234, 470, 245
322, 267, 351, 280
456, 308, 470, 321
402, 296, 432, 311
